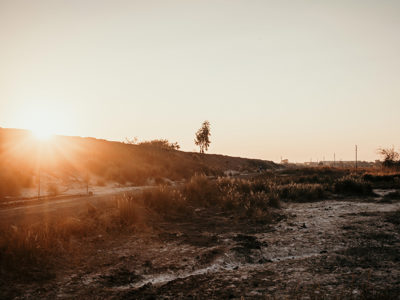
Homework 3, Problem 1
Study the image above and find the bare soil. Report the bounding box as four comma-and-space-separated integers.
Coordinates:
3, 196, 400, 299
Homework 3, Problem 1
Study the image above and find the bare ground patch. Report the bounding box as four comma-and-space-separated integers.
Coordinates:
1, 199, 400, 299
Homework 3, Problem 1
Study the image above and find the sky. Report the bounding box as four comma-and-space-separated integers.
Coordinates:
1, 0, 399, 162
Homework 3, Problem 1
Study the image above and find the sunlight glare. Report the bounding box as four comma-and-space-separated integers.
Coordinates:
21, 105, 64, 141
31, 125, 53, 140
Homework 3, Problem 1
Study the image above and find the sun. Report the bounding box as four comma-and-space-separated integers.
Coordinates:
31, 125, 53, 140
24, 109, 57, 140
19, 103, 71, 141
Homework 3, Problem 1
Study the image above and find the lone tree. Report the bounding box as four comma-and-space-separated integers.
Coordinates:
195, 120, 211, 153
378, 146, 400, 169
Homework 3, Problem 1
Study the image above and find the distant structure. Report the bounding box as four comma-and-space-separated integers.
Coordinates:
299, 160, 376, 168
281, 158, 289, 165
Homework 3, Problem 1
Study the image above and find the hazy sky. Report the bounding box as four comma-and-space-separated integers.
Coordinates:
1, 0, 399, 162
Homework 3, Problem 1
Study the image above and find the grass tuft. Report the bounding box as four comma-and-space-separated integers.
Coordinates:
334, 176, 374, 196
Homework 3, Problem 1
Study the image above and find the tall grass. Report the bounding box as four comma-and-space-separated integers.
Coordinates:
110, 175, 283, 224
184, 174, 221, 205
142, 187, 188, 216
334, 176, 374, 196
273, 183, 325, 202
0, 217, 92, 280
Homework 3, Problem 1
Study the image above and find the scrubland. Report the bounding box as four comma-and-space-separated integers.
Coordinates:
1, 165, 400, 299
0, 128, 277, 200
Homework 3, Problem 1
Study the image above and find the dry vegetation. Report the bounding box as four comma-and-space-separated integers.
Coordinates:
0, 128, 277, 199
1, 168, 399, 287
1, 128, 400, 298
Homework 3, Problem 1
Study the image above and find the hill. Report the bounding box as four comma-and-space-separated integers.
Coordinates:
0, 128, 278, 199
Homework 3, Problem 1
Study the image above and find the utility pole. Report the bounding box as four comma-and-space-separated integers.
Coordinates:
355, 145, 358, 171
86, 171, 89, 195
334, 153, 336, 167
37, 166, 41, 200
37, 142, 42, 200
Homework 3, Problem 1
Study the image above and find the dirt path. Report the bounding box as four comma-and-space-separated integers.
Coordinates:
8, 198, 400, 299
0, 186, 153, 225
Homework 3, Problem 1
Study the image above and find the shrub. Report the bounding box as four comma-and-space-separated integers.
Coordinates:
137, 139, 180, 150
274, 183, 325, 202
220, 184, 244, 211
130, 175, 280, 221
142, 186, 188, 216
363, 173, 400, 189
183, 174, 221, 206
334, 176, 374, 196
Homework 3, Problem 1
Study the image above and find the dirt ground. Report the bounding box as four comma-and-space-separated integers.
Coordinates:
4, 194, 400, 299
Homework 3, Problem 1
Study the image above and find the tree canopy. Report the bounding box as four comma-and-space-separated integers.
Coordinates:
378, 146, 400, 168
195, 121, 211, 153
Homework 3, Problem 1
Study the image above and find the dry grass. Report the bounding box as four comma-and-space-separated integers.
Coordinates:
0, 128, 278, 199
0, 217, 93, 281
0, 198, 146, 281
0, 174, 282, 278
2, 167, 400, 285
273, 183, 325, 202
334, 175, 374, 196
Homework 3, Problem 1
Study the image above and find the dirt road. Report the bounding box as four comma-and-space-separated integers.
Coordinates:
0, 186, 151, 225
9, 197, 400, 299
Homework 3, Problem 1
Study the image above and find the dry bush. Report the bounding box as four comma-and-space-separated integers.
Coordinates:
334, 176, 374, 196
265, 167, 348, 186
186, 176, 279, 219
142, 186, 188, 216
117, 175, 280, 221
217, 176, 325, 204
363, 173, 400, 189
273, 183, 325, 202
183, 174, 222, 205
